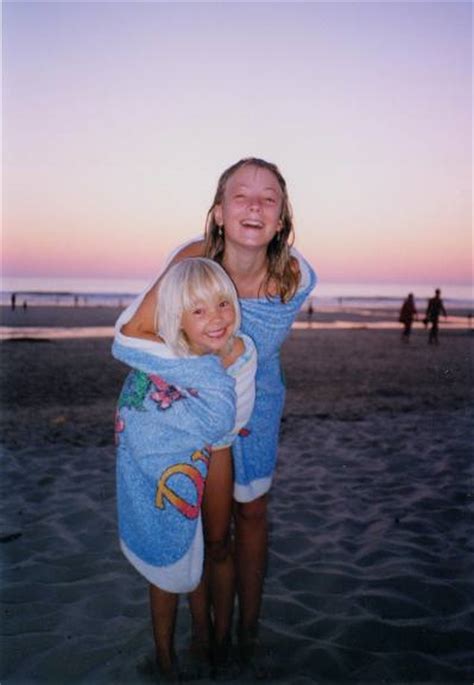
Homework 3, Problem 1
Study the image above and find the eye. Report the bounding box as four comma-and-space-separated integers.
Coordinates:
219, 299, 231, 308
191, 307, 204, 316
265, 197, 276, 204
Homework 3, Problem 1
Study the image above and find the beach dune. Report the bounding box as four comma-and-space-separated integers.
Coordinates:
1, 313, 473, 683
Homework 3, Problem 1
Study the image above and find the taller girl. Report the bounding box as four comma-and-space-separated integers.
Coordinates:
207, 158, 316, 664
121, 158, 316, 671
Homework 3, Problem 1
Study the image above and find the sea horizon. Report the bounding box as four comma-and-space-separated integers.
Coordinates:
1, 274, 472, 340
1, 275, 472, 308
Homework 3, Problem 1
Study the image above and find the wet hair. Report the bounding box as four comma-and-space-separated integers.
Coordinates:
156, 257, 240, 356
203, 157, 300, 303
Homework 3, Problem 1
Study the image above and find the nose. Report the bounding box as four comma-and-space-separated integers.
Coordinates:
248, 195, 262, 212
210, 306, 224, 323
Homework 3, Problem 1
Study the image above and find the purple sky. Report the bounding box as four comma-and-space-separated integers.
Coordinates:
3, 1, 472, 285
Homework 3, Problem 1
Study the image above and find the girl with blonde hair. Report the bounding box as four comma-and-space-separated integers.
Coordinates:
113, 257, 256, 679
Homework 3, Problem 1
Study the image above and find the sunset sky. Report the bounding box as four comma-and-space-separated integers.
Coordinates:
3, 1, 472, 287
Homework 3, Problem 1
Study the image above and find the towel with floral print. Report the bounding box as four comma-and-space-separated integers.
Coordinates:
112, 339, 236, 593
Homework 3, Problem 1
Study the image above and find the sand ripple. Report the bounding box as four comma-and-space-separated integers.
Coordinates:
1, 331, 472, 683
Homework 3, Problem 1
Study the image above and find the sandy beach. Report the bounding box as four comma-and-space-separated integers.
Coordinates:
1, 307, 473, 684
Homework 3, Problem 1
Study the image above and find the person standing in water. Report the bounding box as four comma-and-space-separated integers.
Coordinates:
425, 288, 447, 345
399, 293, 417, 342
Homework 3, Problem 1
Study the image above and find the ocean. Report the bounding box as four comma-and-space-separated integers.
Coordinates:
1, 276, 472, 311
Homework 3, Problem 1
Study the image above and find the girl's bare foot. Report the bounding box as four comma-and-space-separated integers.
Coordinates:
239, 633, 273, 680
212, 636, 240, 681
156, 650, 180, 682
180, 638, 212, 681
136, 653, 179, 683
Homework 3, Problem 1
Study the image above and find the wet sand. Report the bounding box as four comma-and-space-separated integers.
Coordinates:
1, 304, 472, 331
1, 311, 473, 683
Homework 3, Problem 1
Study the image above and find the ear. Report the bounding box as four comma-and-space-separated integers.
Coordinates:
214, 204, 223, 228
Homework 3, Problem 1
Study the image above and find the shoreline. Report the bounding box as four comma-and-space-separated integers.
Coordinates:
1, 304, 472, 340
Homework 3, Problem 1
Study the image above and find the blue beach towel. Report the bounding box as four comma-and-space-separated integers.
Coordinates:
114, 241, 316, 504
233, 250, 317, 501
112, 339, 236, 592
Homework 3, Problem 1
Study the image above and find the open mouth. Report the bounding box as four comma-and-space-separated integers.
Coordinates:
241, 219, 263, 229
206, 328, 227, 340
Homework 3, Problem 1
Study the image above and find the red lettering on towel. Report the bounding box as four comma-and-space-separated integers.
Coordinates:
155, 449, 210, 519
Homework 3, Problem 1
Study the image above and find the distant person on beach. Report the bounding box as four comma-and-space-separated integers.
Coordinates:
399, 293, 417, 342
10, 293, 16, 311
116, 158, 316, 678
113, 258, 256, 679
307, 300, 314, 326
424, 288, 447, 345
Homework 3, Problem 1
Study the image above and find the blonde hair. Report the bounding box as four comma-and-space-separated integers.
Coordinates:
156, 258, 240, 356
203, 157, 300, 303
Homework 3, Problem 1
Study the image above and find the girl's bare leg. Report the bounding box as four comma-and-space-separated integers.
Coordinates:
149, 584, 179, 677
186, 571, 212, 674
234, 494, 268, 650
189, 447, 235, 658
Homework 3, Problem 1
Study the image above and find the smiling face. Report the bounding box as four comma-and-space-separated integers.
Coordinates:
180, 295, 237, 356
213, 164, 283, 251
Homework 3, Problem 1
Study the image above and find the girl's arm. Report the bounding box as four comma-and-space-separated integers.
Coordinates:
121, 240, 205, 339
